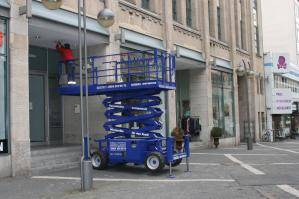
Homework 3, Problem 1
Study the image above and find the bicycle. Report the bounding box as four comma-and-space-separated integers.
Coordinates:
261, 129, 272, 142
274, 129, 285, 141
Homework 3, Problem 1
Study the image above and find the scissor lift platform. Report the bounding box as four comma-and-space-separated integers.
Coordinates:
57, 49, 190, 174
58, 49, 175, 96
59, 80, 175, 95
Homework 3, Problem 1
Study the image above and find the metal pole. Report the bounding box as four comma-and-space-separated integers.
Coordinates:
83, 0, 90, 160
81, 0, 93, 191
169, 162, 174, 178
244, 61, 253, 150
78, 0, 85, 191
186, 157, 190, 172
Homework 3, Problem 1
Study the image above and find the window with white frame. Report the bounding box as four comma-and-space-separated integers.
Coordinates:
274, 74, 299, 93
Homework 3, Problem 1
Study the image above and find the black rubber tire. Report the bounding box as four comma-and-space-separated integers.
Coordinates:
91, 151, 108, 170
144, 152, 165, 173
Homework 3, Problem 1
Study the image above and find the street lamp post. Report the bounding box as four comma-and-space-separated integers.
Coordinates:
78, 0, 93, 192
41, 0, 115, 192
237, 60, 254, 150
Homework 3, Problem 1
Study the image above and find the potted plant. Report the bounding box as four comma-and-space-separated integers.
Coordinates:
211, 127, 223, 148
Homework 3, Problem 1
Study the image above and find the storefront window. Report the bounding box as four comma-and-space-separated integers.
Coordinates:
0, 18, 8, 153
212, 70, 235, 138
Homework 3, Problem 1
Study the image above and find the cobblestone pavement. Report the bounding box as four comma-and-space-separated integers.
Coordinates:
1, 140, 299, 199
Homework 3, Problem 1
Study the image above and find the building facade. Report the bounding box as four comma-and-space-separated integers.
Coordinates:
262, 0, 299, 65
262, 0, 299, 139
0, 0, 264, 177
264, 53, 299, 140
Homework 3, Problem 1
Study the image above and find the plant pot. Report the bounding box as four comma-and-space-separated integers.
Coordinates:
213, 137, 220, 148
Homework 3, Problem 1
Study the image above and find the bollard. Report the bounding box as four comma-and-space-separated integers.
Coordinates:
168, 162, 175, 178
185, 157, 190, 172
81, 159, 93, 191
247, 137, 253, 150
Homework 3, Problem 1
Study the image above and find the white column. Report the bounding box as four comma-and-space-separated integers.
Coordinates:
9, 0, 31, 176
163, 0, 176, 135
228, 0, 240, 146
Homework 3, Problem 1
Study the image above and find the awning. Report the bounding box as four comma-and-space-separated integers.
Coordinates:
175, 45, 205, 70
0, 0, 9, 18
175, 45, 204, 62
32, 1, 108, 36
29, 17, 108, 49
0, 0, 9, 8
121, 28, 165, 50
215, 57, 231, 69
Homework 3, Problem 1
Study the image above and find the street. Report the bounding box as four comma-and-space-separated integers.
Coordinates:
1, 140, 299, 199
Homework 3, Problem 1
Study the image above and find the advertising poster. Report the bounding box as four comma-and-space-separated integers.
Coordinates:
272, 88, 292, 114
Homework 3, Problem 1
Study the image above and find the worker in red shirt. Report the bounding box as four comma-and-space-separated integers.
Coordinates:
56, 41, 76, 84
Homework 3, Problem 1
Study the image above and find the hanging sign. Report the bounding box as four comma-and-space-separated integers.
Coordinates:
272, 53, 290, 74
0, 139, 8, 153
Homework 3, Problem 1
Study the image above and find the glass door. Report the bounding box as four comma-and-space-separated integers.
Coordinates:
29, 74, 46, 142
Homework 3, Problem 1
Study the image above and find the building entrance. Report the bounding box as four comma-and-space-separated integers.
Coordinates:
29, 46, 63, 144
29, 74, 46, 142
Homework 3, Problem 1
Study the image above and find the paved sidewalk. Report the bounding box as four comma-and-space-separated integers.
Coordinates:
1, 140, 299, 198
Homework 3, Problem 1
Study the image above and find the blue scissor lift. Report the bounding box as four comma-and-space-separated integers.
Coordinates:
58, 49, 190, 174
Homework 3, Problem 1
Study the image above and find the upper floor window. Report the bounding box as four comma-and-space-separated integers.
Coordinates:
240, 0, 247, 50
295, 3, 299, 54
252, 0, 260, 55
257, 77, 264, 95
186, 0, 192, 27
260, 78, 264, 95
208, 0, 213, 36
125, 0, 136, 4
217, 0, 221, 40
142, 0, 150, 10
172, 0, 178, 21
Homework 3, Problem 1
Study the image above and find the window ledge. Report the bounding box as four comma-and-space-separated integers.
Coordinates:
255, 53, 263, 58
173, 22, 201, 39
210, 37, 230, 50
210, 37, 229, 47
173, 22, 200, 33
119, 0, 162, 21
236, 48, 249, 55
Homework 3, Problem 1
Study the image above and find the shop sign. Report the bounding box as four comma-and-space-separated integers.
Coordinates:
272, 88, 292, 114
0, 139, 8, 153
272, 53, 290, 74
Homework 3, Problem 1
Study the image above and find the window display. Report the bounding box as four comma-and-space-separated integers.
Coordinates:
212, 70, 235, 138
0, 18, 8, 153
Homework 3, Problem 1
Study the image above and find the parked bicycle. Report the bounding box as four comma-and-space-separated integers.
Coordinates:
274, 128, 287, 140
261, 129, 272, 142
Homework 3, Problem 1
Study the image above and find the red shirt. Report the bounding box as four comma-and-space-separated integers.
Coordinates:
56, 44, 74, 61
0, 32, 3, 48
